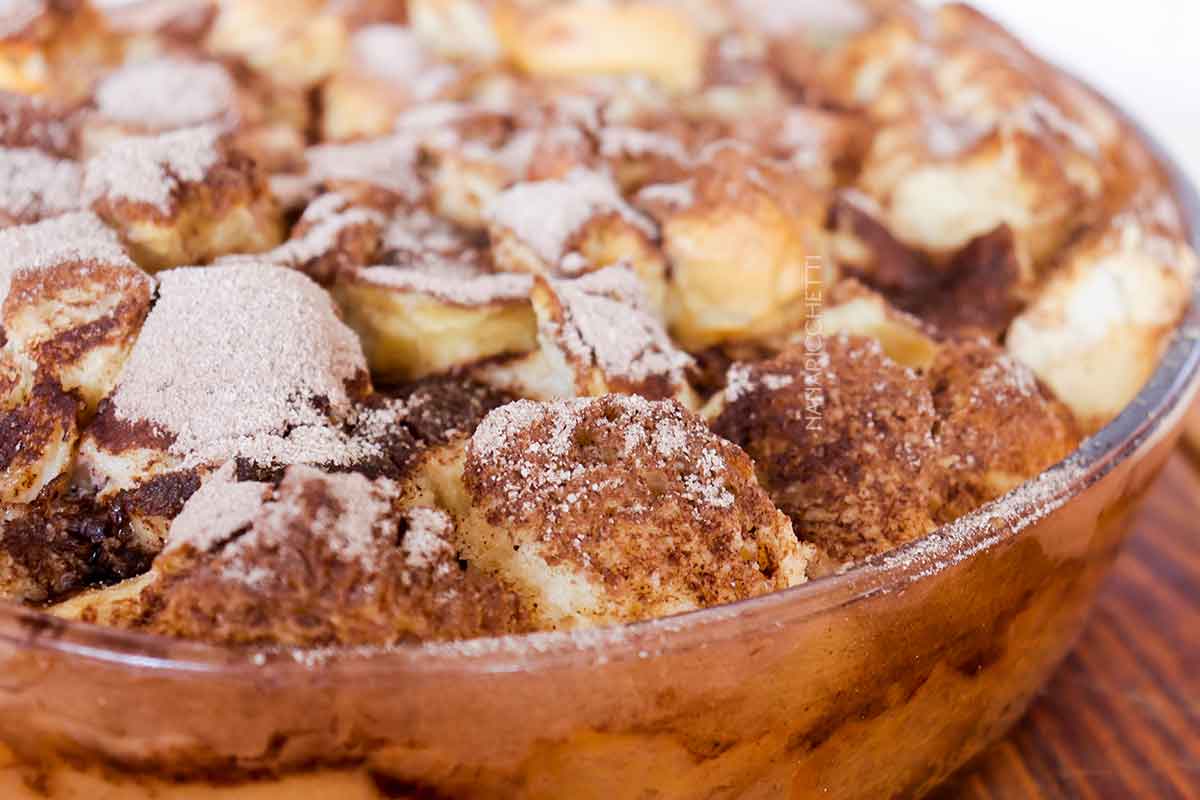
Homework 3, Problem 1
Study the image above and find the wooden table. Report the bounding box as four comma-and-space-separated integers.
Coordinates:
935, 453, 1200, 799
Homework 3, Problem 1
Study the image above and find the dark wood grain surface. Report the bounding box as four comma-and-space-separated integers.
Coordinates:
935, 453, 1200, 799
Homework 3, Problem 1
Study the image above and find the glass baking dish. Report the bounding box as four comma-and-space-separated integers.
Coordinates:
0, 104, 1197, 800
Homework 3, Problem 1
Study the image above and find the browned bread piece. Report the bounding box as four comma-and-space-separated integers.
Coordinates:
84, 126, 283, 270
131, 464, 529, 646
75, 262, 376, 549
710, 334, 941, 564
486, 166, 668, 313
456, 394, 813, 629
473, 265, 695, 406
926, 338, 1080, 522
0, 212, 152, 415
649, 142, 830, 348
710, 329, 1080, 564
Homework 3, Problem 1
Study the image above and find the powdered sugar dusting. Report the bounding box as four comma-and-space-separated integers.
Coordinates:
486, 168, 655, 266
723, 362, 795, 403
735, 0, 871, 35
358, 262, 532, 306
228, 192, 384, 271
305, 136, 423, 202
0, 0, 45, 38
0, 211, 133, 304
542, 265, 691, 389
636, 180, 695, 211
401, 507, 455, 570
216, 466, 401, 586
359, 210, 534, 304
0, 147, 81, 221
95, 58, 236, 131
110, 263, 370, 467
467, 395, 742, 530
83, 125, 222, 212
351, 24, 458, 99
165, 464, 269, 554
91, 0, 212, 33
599, 126, 689, 164
381, 209, 479, 265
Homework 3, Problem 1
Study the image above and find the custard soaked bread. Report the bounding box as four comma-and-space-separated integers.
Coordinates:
84, 126, 283, 270
0, 0, 1194, 646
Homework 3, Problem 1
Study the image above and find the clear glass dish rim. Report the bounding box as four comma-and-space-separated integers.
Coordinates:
3, 95, 1198, 681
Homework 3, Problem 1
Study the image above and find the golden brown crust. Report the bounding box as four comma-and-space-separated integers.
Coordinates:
460, 395, 811, 627
1, 218, 154, 411
653, 142, 829, 348
0, 377, 78, 503
85, 128, 283, 270
134, 465, 529, 646
711, 334, 940, 563
926, 338, 1080, 521
711, 329, 1081, 564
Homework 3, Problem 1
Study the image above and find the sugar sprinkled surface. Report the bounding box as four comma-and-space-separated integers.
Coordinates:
486, 168, 655, 265
83, 125, 222, 212
468, 394, 736, 526
541, 265, 691, 388
91, 0, 212, 33
0, 93, 77, 157
305, 136, 423, 202
0, 0, 45, 38
636, 180, 695, 211
358, 263, 533, 306
94, 58, 237, 131
212, 466, 401, 586
110, 263, 370, 467
733, 0, 871, 36
350, 24, 458, 99
0, 211, 134, 304
0, 147, 81, 222
164, 464, 269, 554
723, 362, 795, 404
380, 210, 478, 264
401, 507, 455, 571
599, 127, 689, 164
228, 192, 384, 271
359, 210, 533, 305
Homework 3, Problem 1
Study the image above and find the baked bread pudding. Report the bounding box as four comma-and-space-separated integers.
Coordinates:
0, 0, 1194, 650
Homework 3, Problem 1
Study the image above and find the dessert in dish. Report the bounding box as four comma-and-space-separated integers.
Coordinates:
0, 0, 1194, 653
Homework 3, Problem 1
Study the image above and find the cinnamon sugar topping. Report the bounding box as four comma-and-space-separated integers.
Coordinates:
94, 58, 237, 131
539, 266, 691, 393
164, 464, 270, 555
0, 212, 132, 302
468, 395, 733, 526
109, 263, 369, 467
486, 168, 655, 265
0, 147, 82, 224
220, 467, 399, 581
305, 136, 423, 202
83, 126, 222, 212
